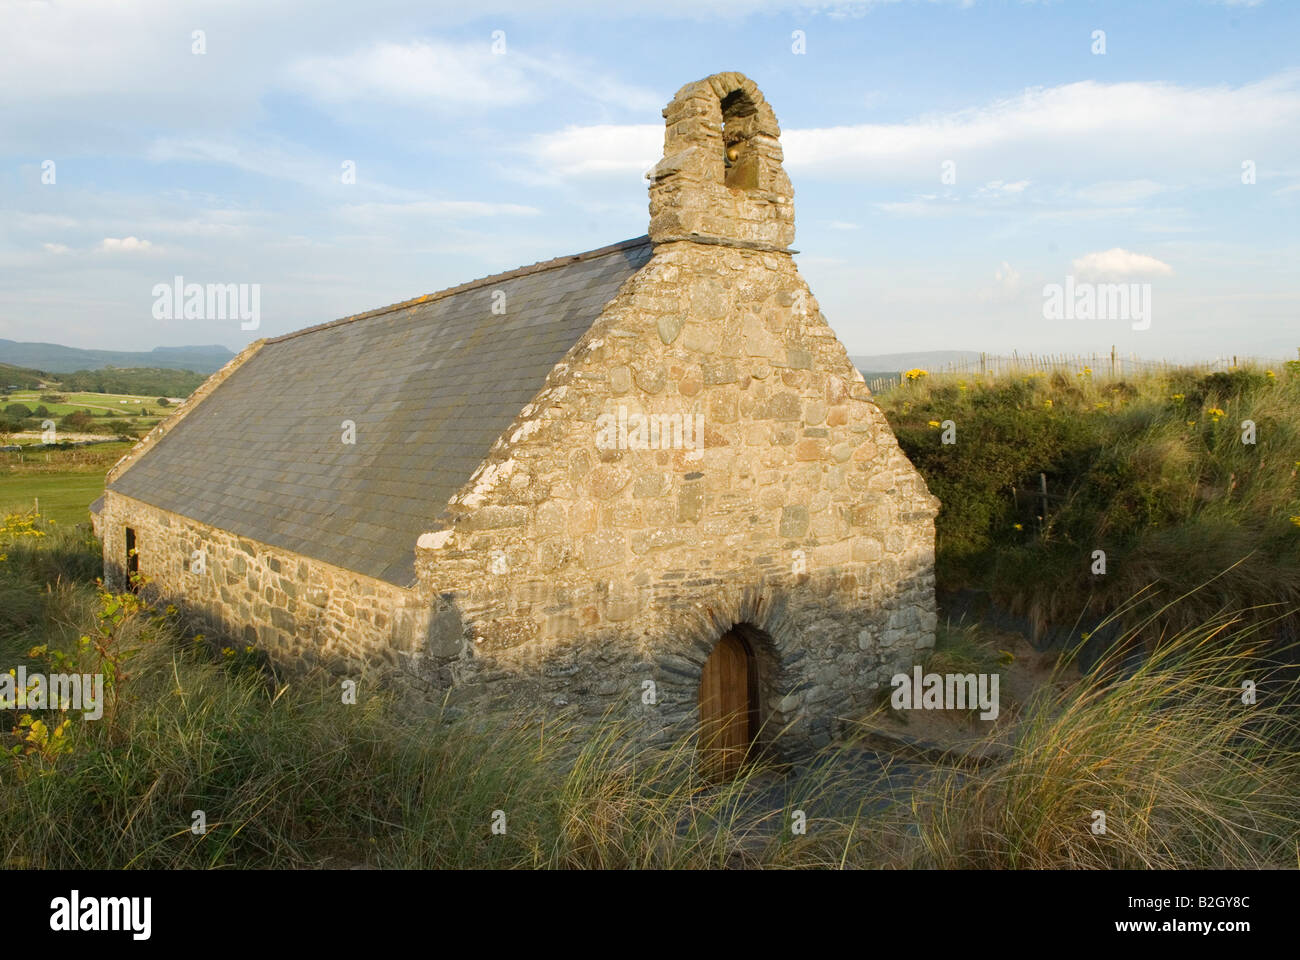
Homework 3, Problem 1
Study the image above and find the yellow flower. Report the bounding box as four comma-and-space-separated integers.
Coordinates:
1267, 370, 1275, 378
221, 647, 234, 657
927, 420, 941, 428
244, 645, 255, 654
904, 368, 928, 382
1043, 399, 1052, 408
1013, 523, 1024, 531
1171, 393, 1184, 401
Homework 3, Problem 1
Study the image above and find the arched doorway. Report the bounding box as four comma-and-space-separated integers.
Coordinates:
698, 628, 758, 778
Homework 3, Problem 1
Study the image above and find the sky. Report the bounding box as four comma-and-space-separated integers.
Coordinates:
1, 0, 1297, 363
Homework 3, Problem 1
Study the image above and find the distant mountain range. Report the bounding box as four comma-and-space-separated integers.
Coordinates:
0, 339, 236, 374
850, 350, 981, 376
1, 338, 976, 380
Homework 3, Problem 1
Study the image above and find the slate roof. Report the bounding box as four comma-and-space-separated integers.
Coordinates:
107, 236, 654, 586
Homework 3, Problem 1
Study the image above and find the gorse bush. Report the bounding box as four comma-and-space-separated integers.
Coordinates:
880, 362, 1300, 633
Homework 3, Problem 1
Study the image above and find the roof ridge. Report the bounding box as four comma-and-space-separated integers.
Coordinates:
267, 235, 652, 344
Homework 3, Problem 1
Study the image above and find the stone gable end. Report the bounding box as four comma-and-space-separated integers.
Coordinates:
415, 237, 938, 748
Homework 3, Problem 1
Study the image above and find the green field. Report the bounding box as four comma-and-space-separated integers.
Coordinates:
0, 440, 132, 525
0, 472, 106, 526
2, 389, 170, 419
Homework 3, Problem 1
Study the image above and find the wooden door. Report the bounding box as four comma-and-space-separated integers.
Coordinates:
699, 630, 753, 779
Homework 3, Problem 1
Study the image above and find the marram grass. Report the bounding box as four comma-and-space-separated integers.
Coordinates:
2, 517, 1297, 869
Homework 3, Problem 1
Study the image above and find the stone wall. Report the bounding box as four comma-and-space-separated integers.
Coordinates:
411, 237, 939, 752
99, 492, 431, 676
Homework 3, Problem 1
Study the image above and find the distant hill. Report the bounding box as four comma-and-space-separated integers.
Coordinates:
850, 350, 982, 375
0, 339, 235, 374
0, 362, 47, 389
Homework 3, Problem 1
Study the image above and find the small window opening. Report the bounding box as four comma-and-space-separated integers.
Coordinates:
125, 526, 140, 593
721, 89, 760, 191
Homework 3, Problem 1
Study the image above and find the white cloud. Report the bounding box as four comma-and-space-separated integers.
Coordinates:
13, 213, 80, 232
978, 260, 1022, 302
338, 200, 541, 221
283, 39, 661, 114
782, 73, 1300, 182
875, 198, 971, 218
42, 243, 71, 255
286, 40, 536, 107
523, 123, 661, 180
1071, 179, 1169, 205
1071, 248, 1174, 280
828, 220, 860, 230
146, 137, 338, 188
98, 237, 153, 253
977, 179, 1031, 197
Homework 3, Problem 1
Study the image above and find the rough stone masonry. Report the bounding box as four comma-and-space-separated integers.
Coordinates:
95, 71, 939, 755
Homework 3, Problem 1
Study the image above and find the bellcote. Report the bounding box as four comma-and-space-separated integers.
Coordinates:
647, 72, 795, 251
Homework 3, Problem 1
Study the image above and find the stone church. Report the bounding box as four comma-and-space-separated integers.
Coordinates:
93, 72, 938, 760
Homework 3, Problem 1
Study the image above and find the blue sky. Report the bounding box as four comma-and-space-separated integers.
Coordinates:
2, 0, 1297, 362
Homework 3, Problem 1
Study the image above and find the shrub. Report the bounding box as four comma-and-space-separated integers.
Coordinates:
59, 410, 94, 431
879, 364, 1300, 636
